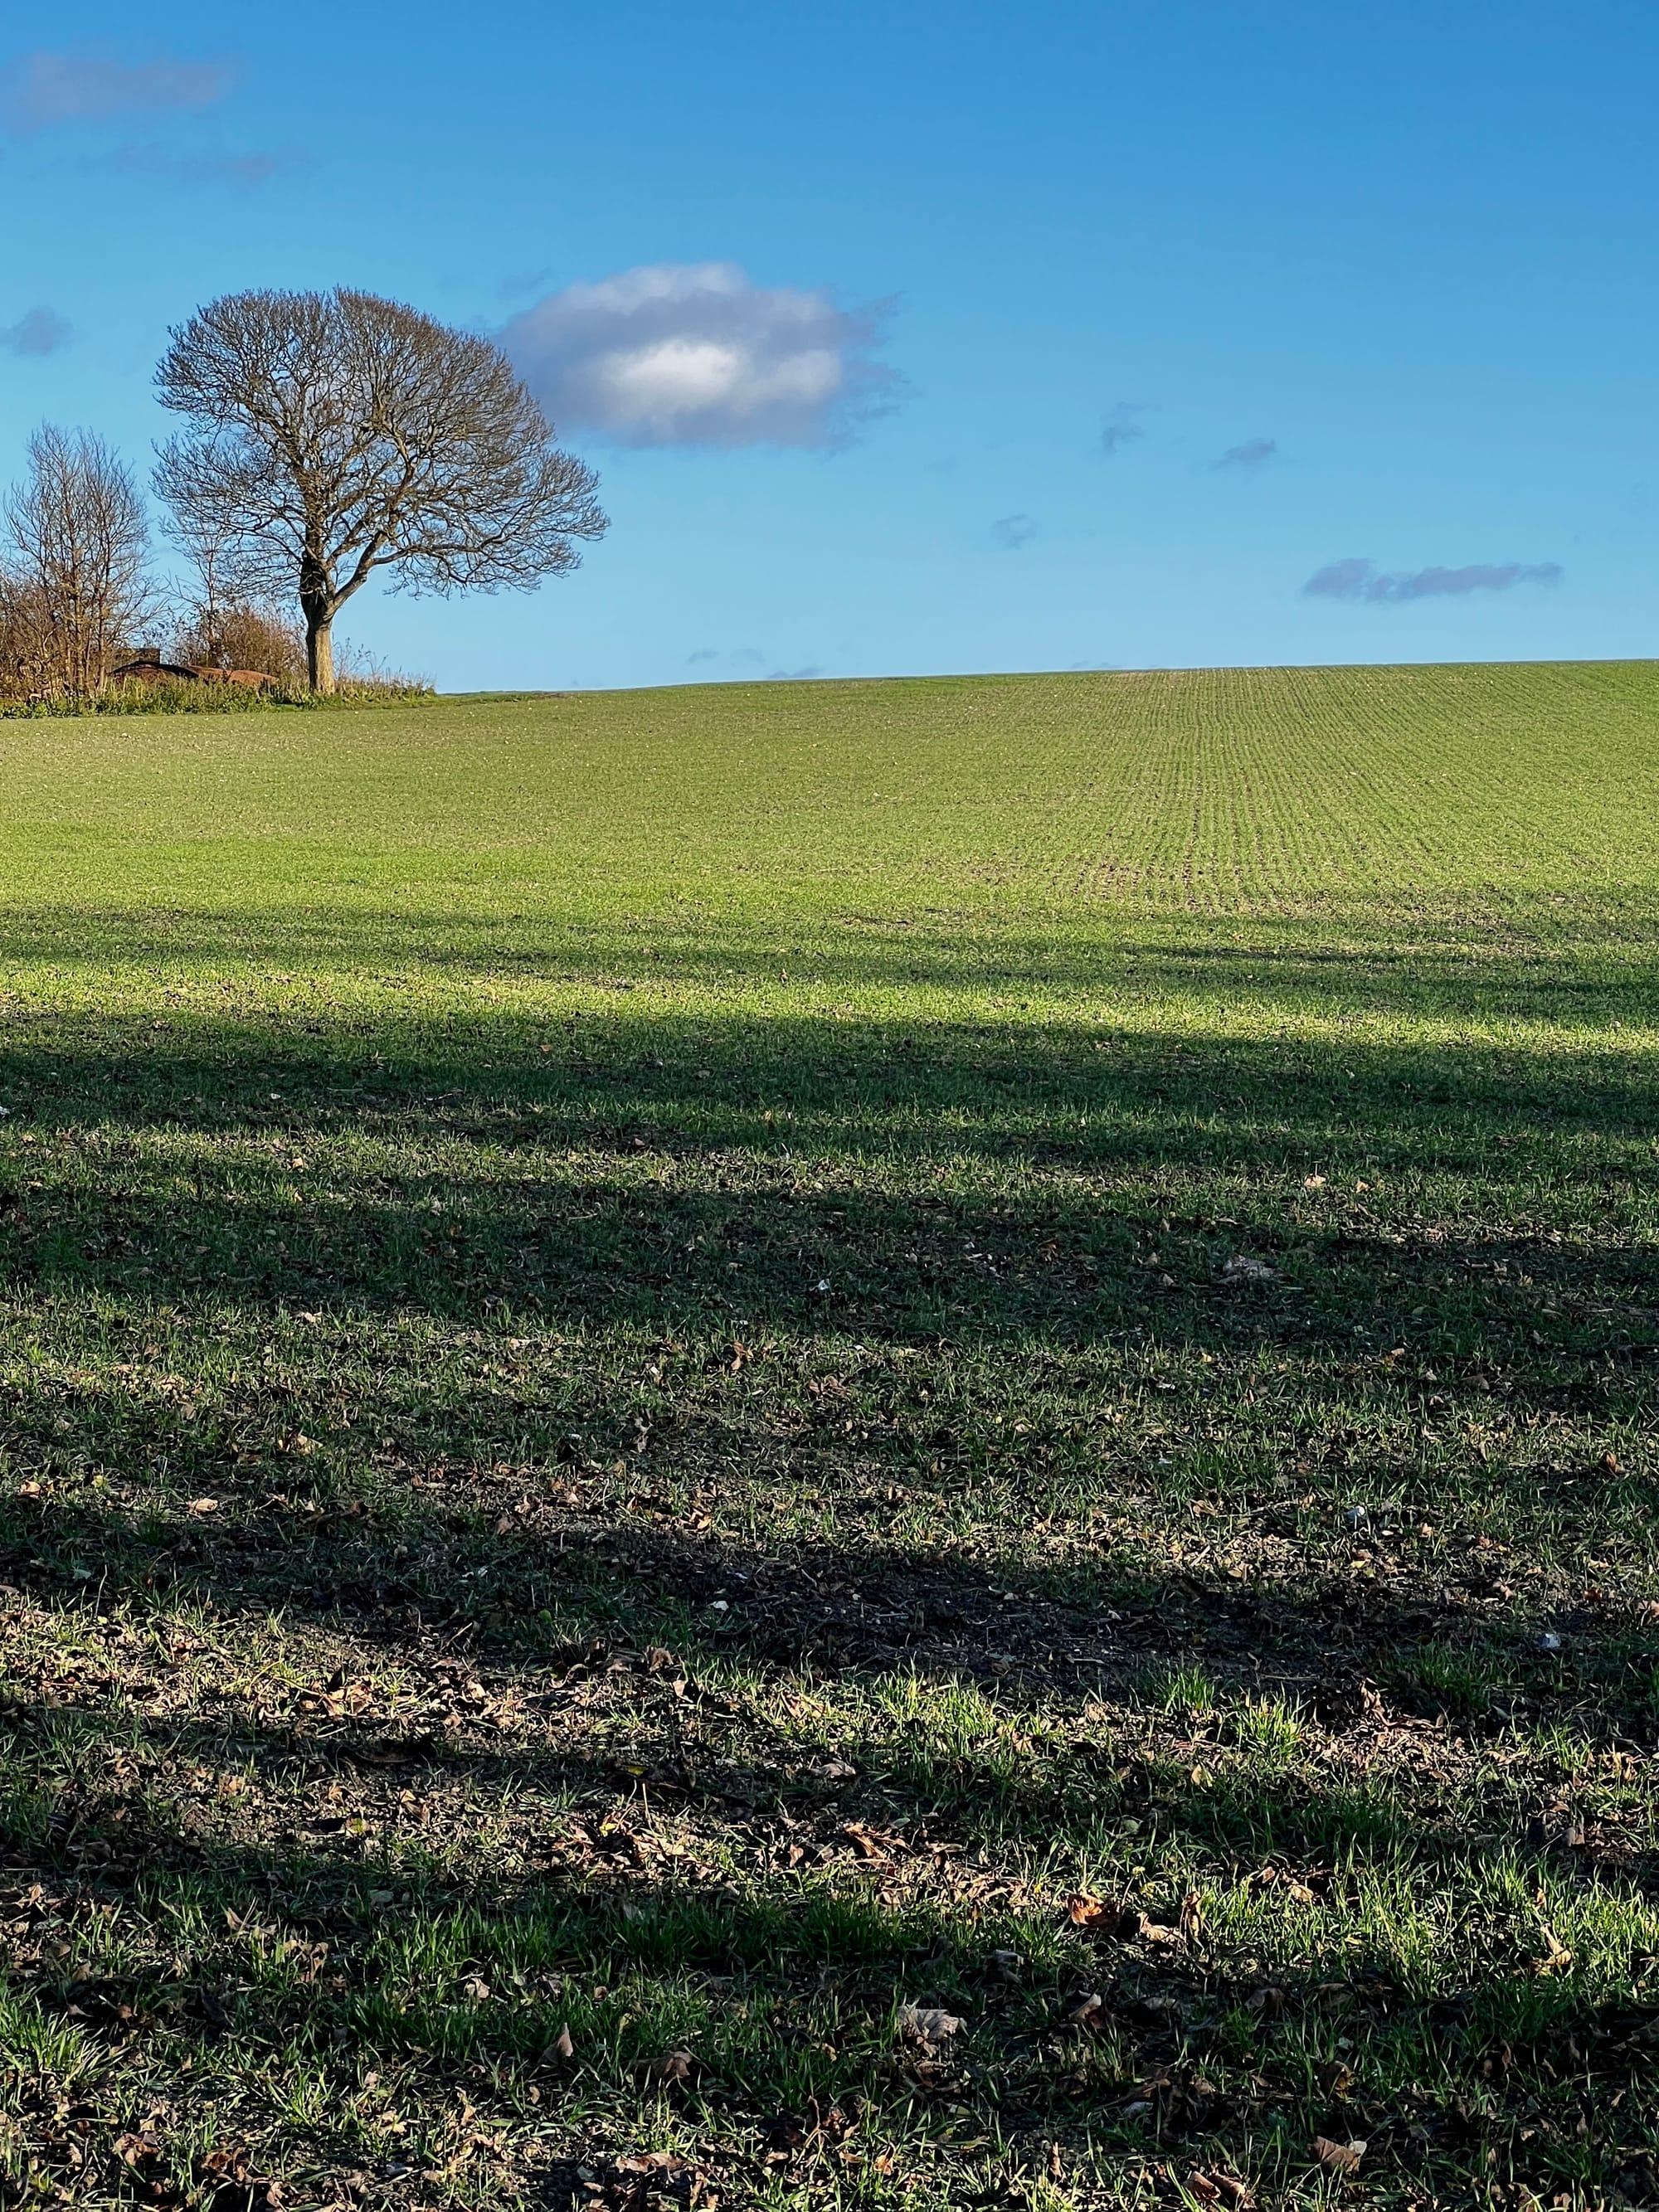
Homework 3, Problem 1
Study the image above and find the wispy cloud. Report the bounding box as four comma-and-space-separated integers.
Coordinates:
766, 665, 823, 681
502, 262, 901, 449
1303, 556, 1563, 605
0, 49, 235, 131
686, 647, 766, 668
495, 264, 558, 302
106, 142, 302, 187
992, 513, 1037, 551
0, 306, 72, 357
1214, 436, 1277, 471
1100, 401, 1150, 456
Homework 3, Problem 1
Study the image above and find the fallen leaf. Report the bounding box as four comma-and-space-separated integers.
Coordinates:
898, 2003, 964, 2046
1535, 1927, 1573, 1974
1130, 1991, 1181, 2025
188, 1496, 219, 1515
1224, 1254, 1277, 1281
1311, 2136, 1366, 2176
646, 2046, 696, 2083
1066, 1892, 1139, 1937
842, 1822, 889, 1860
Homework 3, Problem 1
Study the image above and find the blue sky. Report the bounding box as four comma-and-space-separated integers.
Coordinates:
2, 0, 1653, 689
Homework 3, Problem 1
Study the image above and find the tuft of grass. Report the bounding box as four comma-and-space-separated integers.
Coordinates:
1405, 1640, 1513, 1719
1141, 1663, 1220, 1719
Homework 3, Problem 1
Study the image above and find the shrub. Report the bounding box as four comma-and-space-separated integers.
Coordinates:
172, 599, 308, 681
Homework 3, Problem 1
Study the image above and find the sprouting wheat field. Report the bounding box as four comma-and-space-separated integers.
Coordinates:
2, 663, 1657, 2210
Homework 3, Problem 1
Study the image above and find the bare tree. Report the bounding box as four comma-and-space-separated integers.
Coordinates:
153, 289, 608, 693
0, 569, 56, 702
4, 426, 153, 699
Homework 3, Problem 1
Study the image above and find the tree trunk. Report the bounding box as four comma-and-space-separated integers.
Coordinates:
307, 612, 335, 695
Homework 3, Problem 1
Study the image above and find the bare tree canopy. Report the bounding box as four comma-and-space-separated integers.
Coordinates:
3, 425, 153, 700
153, 288, 608, 693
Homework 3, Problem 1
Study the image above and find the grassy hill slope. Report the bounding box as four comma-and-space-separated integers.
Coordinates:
3, 660, 1658, 922
0, 665, 1655, 2210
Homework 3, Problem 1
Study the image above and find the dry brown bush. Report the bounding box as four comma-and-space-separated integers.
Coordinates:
173, 599, 307, 680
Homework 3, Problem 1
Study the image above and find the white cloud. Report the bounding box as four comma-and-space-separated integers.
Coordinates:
0, 50, 235, 131
500, 262, 900, 448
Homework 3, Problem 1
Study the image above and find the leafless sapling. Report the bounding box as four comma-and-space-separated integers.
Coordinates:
4, 425, 154, 699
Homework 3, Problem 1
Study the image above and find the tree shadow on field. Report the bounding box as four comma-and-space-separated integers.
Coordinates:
2, 895, 1659, 1023
0, 936, 1656, 2195
0, 970, 1652, 1610
7, 1463, 1658, 1755
2, 1660, 1657, 2202
0, 988, 1651, 1383
2, 1683, 1651, 2020
0, 978, 1651, 1802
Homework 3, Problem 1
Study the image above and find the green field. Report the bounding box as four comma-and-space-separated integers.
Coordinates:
2, 663, 1657, 2211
